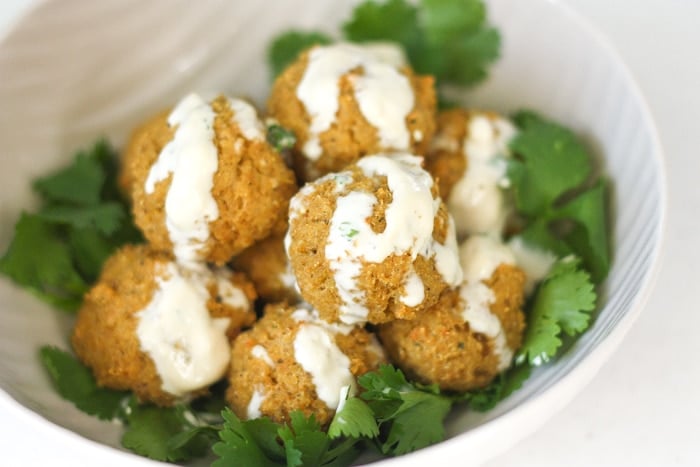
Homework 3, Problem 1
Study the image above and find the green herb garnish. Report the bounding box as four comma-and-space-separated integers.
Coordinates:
518, 257, 597, 365
266, 122, 298, 152
40, 346, 128, 420
122, 402, 218, 462
268, 0, 500, 89
268, 31, 333, 79
509, 111, 610, 283
0, 140, 141, 311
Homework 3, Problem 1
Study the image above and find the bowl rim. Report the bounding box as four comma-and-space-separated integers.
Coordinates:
0, 0, 668, 465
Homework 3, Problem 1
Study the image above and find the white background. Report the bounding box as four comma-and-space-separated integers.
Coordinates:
0, 1, 698, 466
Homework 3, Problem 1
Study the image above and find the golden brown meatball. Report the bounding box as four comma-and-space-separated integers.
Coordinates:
126, 94, 297, 265
71, 244, 256, 406
268, 43, 436, 181
286, 153, 462, 325
425, 108, 517, 238
227, 303, 385, 426
378, 263, 526, 392
231, 233, 300, 304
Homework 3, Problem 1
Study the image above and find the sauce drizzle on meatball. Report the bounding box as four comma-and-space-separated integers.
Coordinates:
136, 262, 249, 396
297, 43, 414, 160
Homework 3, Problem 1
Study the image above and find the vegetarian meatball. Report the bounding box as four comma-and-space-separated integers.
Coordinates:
268, 42, 437, 181
231, 233, 300, 304
126, 93, 297, 266
226, 303, 385, 425
426, 109, 517, 238
71, 244, 256, 406
285, 153, 462, 325
378, 236, 526, 391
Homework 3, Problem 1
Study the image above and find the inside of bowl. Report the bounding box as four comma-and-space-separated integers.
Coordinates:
0, 0, 664, 462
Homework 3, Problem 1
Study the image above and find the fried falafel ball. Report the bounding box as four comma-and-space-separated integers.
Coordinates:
227, 303, 385, 426
125, 93, 297, 265
231, 233, 301, 304
71, 244, 256, 406
286, 153, 462, 325
425, 109, 517, 238
378, 236, 526, 391
268, 42, 437, 181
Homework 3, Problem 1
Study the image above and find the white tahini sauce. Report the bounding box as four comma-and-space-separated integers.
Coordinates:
213, 267, 249, 309
323, 154, 462, 324
296, 43, 414, 160
292, 309, 356, 410
400, 268, 425, 307
247, 386, 266, 419
136, 262, 238, 397
447, 114, 517, 238
228, 98, 265, 141
145, 93, 219, 265
144, 95, 265, 265
508, 236, 557, 295
251, 345, 274, 367
458, 235, 517, 370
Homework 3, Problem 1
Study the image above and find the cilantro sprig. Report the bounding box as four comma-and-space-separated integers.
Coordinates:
41, 346, 221, 462
518, 257, 597, 365
0, 140, 141, 312
509, 111, 610, 283
212, 365, 453, 464
359, 365, 452, 456
269, 31, 333, 79
268, 0, 500, 89
40, 346, 128, 420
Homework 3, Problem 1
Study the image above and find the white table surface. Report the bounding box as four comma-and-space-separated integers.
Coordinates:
0, 1, 697, 466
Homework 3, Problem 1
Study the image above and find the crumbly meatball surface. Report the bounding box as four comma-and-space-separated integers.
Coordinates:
126, 95, 297, 265
268, 44, 437, 181
231, 233, 300, 304
286, 155, 462, 325
71, 244, 256, 406
227, 303, 385, 426
425, 109, 472, 200
378, 264, 526, 391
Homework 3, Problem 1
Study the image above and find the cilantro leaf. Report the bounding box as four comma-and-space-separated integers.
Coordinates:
122, 403, 213, 462
342, 0, 500, 88
212, 409, 282, 467
245, 417, 286, 461
37, 202, 126, 235
33, 153, 105, 206
328, 397, 379, 439
0, 140, 142, 311
278, 412, 330, 466
383, 392, 451, 455
555, 180, 610, 283
519, 257, 597, 365
515, 219, 572, 258
440, 25, 500, 86
1, 214, 87, 311
39, 346, 127, 420
268, 30, 332, 78
343, 0, 421, 48
421, 0, 485, 42
509, 111, 610, 282
267, 123, 297, 152
509, 111, 592, 216
67, 228, 118, 283
359, 365, 453, 456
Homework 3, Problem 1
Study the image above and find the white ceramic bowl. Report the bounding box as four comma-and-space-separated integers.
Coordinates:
0, 0, 665, 465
